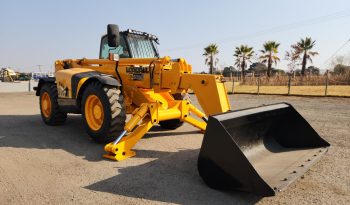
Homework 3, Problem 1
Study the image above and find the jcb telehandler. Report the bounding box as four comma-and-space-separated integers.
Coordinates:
35, 24, 330, 196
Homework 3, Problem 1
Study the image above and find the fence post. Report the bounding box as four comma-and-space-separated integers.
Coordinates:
257, 76, 260, 95
28, 80, 31, 92
231, 78, 234, 94
288, 75, 291, 95
325, 70, 329, 96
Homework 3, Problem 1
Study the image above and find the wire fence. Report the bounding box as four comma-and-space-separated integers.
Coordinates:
230, 72, 350, 86
225, 73, 350, 97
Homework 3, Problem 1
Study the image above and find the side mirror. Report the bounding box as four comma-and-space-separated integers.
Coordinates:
107, 24, 120, 47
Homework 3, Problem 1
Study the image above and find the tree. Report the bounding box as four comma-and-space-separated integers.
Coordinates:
222, 66, 235, 77
331, 54, 350, 68
234, 45, 254, 81
285, 46, 301, 73
249, 62, 268, 74
306, 66, 320, 75
292, 37, 318, 76
331, 55, 345, 67
294, 69, 302, 76
272, 68, 285, 75
203, 44, 219, 74
259, 41, 280, 77
333, 64, 350, 74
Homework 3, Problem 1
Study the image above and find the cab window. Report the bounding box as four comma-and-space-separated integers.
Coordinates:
126, 34, 158, 58
100, 35, 130, 59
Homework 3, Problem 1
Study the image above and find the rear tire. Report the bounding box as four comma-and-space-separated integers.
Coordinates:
39, 83, 67, 125
81, 81, 126, 143
159, 93, 189, 130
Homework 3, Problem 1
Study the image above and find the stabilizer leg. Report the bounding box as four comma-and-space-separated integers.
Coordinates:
103, 100, 209, 161
104, 103, 153, 161
104, 118, 153, 161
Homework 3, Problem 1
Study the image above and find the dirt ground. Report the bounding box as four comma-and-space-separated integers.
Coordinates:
0, 92, 349, 205
0, 81, 37, 93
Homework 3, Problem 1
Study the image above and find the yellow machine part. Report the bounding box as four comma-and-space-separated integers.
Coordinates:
54, 57, 231, 161
55, 68, 94, 98
180, 74, 230, 116
41, 92, 52, 118
84, 94, 105, 131
56, 57, 230, 115
104, 99, 207, 161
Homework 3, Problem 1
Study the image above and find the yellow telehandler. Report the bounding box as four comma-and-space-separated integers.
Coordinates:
34, 24, 330, 196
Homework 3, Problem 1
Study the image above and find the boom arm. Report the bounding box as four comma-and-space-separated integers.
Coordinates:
154, 57, 231, 116
179, 74, 231, 116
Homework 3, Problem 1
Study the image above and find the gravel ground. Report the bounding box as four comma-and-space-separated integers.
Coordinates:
0, 81, 38, 93
0, 92, 349, 205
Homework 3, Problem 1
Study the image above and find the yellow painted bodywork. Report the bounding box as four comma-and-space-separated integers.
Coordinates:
55, 57, 230, 115
76, 77, 89, 98
54, 56, 231, 161
54, 67, 94, 98
180, 74, 230, 116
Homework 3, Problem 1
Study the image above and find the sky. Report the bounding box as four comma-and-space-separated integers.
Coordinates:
0, 0, 350, 73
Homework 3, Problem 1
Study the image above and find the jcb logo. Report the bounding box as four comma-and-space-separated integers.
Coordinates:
126, 66, 150, 73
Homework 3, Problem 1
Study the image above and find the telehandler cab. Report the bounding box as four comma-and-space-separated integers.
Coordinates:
34, 24, 329, 196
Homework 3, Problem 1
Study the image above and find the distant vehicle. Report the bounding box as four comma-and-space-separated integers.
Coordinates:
31, 72, 54, 81
18, 73, 31, 81
0, 68, 18, 82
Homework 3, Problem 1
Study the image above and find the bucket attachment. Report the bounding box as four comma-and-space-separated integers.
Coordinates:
198, 103, 330, 196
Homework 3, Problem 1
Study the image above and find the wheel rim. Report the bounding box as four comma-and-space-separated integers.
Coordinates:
41, 92, 52, 118
85, 95, 104, 131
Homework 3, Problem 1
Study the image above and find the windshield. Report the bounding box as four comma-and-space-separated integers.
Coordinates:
100, 35, 130, 59
99, 33, 159, 59
126, 34, 158, 58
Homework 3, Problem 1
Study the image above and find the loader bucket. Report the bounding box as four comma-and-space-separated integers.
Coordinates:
198, 103, 330, 196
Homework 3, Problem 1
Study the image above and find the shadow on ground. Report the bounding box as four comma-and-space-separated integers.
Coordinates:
0, 114, 196, 161
0, 114, 261, 204
86, 148, 261, 205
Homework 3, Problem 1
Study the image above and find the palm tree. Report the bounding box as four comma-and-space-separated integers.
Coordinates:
259, 41, 280, 77
233, 45, 254, 81
203, 44, 219, 74
293, 37, 318, 75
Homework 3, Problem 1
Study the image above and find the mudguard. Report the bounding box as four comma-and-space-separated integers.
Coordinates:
71, 72, 121, 98
34, 77, 56, 96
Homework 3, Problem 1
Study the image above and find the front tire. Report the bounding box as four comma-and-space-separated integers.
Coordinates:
81, 81, 126, 143
39, 83, 67, 125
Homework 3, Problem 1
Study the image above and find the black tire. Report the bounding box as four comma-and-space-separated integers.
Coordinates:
81, 81, 126, 143
159, 93, 190, 130
39, 83, 67, 125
